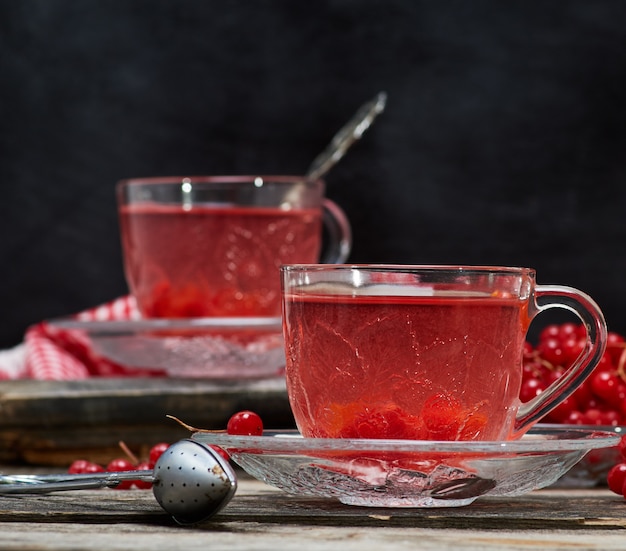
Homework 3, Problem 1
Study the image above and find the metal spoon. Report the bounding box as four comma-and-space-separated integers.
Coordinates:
306, 91, 387, 181
0, 439, 237, 526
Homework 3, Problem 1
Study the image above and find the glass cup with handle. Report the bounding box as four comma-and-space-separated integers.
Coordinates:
281, 264, 607, 442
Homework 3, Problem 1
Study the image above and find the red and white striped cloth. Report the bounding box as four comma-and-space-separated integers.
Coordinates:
0, 296, 166, 380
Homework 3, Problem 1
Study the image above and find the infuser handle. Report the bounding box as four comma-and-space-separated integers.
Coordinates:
0, 471, 154, 494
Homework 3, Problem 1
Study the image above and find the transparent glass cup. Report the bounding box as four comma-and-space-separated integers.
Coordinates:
281, 264, 607, 441
117, 176, 351, 319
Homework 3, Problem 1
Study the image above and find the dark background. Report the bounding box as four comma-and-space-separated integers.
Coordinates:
1, 0, 626, 349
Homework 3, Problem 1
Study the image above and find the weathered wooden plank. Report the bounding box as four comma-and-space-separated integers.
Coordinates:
219, 486, 626, 531
0, 481, 625, 531
2, 522, 626, 551
0, 378, 291, 426
0, 481, 625, 550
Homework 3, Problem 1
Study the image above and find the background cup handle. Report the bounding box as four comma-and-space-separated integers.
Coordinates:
320, 198, 352, 264
514, 285, 607, 437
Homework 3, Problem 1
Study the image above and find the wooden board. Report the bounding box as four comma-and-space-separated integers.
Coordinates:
0, 377, 293, 466
0, 482, 625, 551
2, 483, 626, 530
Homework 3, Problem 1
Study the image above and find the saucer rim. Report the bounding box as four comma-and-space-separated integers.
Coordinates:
48, 315, 283, 335
192, 424, 620, 454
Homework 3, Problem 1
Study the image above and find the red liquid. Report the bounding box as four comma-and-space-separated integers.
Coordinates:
283, 292, 531, 441
119, 204, 322, 317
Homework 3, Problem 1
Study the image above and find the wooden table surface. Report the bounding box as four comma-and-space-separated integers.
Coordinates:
2, 379, 625, 549
1, 469, 626, 551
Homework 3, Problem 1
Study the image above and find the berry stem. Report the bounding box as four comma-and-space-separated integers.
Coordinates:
166, 414, 225, 433
118, 441, 139, 464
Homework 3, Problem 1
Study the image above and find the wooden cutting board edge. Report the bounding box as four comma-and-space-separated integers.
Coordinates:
0, 377, 294, 466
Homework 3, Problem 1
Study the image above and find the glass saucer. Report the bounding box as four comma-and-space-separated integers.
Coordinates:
48, 316, 284, 378
546, 424, 625, 487
193, 426, 619, 507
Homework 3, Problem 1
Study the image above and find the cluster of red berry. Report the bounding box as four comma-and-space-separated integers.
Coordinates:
522, 323, 626, 426
67, 410, 264, 490
68, 441, 170, 490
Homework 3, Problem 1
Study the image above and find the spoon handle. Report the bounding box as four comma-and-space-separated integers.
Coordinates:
306, 91, 387, 181
0, 471, 154, 494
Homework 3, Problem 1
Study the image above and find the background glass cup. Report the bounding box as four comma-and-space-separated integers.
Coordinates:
117, 176, 351, 319
281, 265, 607, 441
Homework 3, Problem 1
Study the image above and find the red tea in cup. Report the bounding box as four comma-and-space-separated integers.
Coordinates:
281, 265, 607, 441
117, 176, 351, 319
119, 203, 321, 317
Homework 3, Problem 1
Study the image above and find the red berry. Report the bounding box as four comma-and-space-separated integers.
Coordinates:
544, 366, 564, 385
421, 392, 464, 440
107, 458, 134, 471
350, 404, 421, 439
538, 324, 561, 343
608, 332, 626, 366
537, 337, 565, 367
133, 461, 153, 490
583, 408, 605, 425
572, 381, 594, 409
522, 360, 542, 382
565, 410, 587, 424
523, 341, 535, 359
519, 378, 546, 403
601, 409, 622, 426
106, 458, 135, 490
558, 322, 579, 342
210, 445, 231, 462
226, 410, 264, 436
544, 396, 578, 423
561, 338, 586, 368
608, 462, 626, 494
590, 370, 622, 407
574, 324, 587, 340
148, 442, 170, 468
616, 383, 626, 402
68, 460, 104, 475
597, 351, 616, 372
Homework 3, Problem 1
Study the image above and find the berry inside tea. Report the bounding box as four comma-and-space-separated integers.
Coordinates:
283, 286, 532, 442
120, 204, 322, 318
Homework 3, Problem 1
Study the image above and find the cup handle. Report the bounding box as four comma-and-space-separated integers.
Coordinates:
320, 198, 352, 264
513, 285, 607, 438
